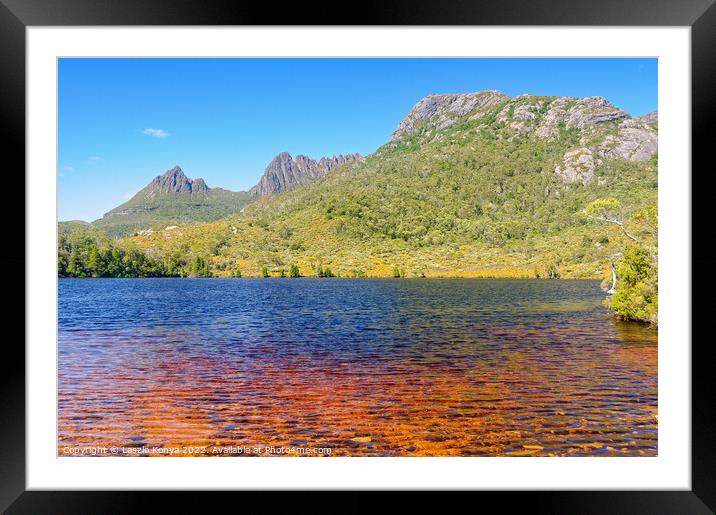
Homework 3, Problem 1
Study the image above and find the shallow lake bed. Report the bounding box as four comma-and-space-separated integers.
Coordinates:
58, 278, 657, 457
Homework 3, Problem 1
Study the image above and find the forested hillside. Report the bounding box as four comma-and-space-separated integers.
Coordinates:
60, 91, 658, 322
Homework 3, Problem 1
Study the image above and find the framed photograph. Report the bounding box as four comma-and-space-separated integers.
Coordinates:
3, 0, 714, 511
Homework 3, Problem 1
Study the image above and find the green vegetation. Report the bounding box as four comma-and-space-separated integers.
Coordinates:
316, 264, 335, 278
58, 222, 178, 278
585, 199, 658, 324
93, 188, 251, 238
609, 246, 658, 324
191, 256, 212, 277
59, 96, 658, 323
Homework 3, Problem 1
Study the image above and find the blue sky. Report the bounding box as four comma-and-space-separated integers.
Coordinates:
58, 58, 657, 222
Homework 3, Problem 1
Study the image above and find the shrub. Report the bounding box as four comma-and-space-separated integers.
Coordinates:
608, 246, 657, 324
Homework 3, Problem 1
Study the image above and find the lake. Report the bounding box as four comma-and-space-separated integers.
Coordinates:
58, 278, 657, 457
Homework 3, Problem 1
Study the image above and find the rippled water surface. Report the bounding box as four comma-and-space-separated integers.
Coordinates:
59, 278, 657, 456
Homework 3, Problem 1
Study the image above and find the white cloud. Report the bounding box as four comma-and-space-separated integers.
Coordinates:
122, 191, 137, 201
142, 127, 170, 139
87, 156, 104, 164
62, 165, 74, 172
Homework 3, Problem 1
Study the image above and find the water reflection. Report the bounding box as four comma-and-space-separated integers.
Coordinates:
58, 278, 657, 456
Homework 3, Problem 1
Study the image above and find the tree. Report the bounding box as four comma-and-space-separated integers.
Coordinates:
108, 248, 124, 276
261, 265, 269, 278
67, 248, 85, 277
57, 228, 173, 278
87, 245, 103, 277
608, 246, 658, 324
289, 263, 300, 277
58, 249, 69, 277
192, 256, 204, 276
164, 252, 184, 277
191, 256, 211, 277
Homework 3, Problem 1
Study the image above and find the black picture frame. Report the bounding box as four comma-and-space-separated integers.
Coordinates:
2, 0, 714, 512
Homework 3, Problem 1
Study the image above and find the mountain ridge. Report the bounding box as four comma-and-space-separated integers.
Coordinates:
111, 89, 656, 282
387, 90, 657, 186
389, 90, 649, 142
249, 152, 364, 197
88, 151, 362, 236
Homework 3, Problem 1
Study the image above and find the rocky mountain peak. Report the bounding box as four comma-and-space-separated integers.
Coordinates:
390, 90, 509, 141
388, 90, 657, 187
192, 177, 209, 194
163, 165, 184, 177
389, 90, 635, 143
249, 152, 363, 197
142, 166, 210, 200
272, 152, 293, 164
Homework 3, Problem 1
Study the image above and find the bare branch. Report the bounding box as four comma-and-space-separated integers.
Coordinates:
584, 213, 638, 242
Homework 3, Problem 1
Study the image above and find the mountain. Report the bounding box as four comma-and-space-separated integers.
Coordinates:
390, 91, 632, 141
389, 92, 657, 186
389, 90, 510, 141
124, 90, 657, 280
92, 166, 251, 237
140, 165, 209, 198
249, 152, 363, 197
89, 152, 363, 237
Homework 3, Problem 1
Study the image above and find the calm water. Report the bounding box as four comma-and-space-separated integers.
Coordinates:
58, 278, 657, 457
